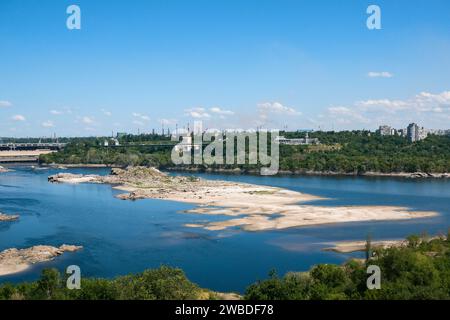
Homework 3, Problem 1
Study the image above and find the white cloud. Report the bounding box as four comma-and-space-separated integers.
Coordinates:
51, 107, 73, 115
184, 107, 235, 120
11, 114, 26, 121
257, 102, 301, 115
132, 112, 150, 121
317, 90, 450, 130
82, 116, 94, 124
185, 107, 211, 119
357, 99, 408, 112
368, 71, 394, 78
209, 107, 235, 116
327, 106, 370, 124
0, 100, 12, 108
42, 120, 54, 128
415, 91, 450, 106
158, 118, 177, 126
250, 102, 302, 128
132, 120, 145, 126
64, 107, 73, 114
358, 91, 450, 113
101, 109, 112, 116
327, 106, 352, 114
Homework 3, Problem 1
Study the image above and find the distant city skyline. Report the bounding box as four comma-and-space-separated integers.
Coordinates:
1, 0, 450, 137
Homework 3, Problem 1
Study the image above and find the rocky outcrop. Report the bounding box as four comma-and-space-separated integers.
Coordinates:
0, 245, 83, 276
0, 213, 19, 222
48, 173, 99, 184
48, 167, 197, 191
408, 172, 450, 178
109, 166, 168, 180
0, 166, 11, 173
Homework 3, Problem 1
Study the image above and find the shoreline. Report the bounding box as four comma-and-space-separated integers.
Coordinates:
164, 167, 450, 179
322, 235, 443, 253
322, 240, 407, 253
40, 163, 450, 179
48, 167, 438, 232
47, 163, 115, 168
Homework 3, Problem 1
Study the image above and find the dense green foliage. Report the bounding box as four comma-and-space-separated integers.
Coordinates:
0, 266, 205, 300
279, 131, 450, 173
40, 137, 173, 167
39, 131, 450, 173
245, 234, 450, 300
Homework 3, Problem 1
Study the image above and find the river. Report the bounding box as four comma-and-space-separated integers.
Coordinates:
1, 166, 449, 292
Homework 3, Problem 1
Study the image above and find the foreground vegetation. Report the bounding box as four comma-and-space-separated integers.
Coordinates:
0, 266, 214, 300
1, 233, 450, 300
39, 131, 450, 174
246, 233, 450, 300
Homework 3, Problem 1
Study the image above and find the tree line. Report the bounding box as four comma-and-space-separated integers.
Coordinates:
39, 132, 450, 173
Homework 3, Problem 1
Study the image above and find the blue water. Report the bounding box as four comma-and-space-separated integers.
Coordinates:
1, 166, 449, 293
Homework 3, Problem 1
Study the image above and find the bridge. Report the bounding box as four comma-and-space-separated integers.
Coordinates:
0, 143, 67, 151
0, 143, 66, 163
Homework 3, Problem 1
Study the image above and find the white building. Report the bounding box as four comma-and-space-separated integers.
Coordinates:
378, 125, 392, 136
275, 133, 319, 145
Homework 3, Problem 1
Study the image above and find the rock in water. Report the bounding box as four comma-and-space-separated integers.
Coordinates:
0, 213, 19, 222
0, 245, 83, 276
0, 166, 11, 173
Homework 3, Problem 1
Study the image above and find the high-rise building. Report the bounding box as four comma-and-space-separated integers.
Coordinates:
418, 127, 428, 141
407, 123, 419, 142
407, 123, 428, 142
378, 125, 392, 136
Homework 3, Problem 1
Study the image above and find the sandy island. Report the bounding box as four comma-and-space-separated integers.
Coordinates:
0, 213, 19, 222
322, 235, 443, 253
47, 167, 438, 232
0, 245, 82, 276
322, 240, 407, 253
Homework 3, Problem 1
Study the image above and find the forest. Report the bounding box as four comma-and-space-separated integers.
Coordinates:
39, 131, 450, 174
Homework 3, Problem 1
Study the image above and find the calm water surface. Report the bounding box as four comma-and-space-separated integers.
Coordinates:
1, 166, 449, 292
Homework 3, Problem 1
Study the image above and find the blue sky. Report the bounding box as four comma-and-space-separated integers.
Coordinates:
1, 0, 450, 137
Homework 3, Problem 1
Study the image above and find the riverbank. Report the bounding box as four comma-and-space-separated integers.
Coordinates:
322, 234, 444, 253
40, 162, 450, 179
164, 166, 450, 179
0, 245, 82, 276
48, 167, 438, 232
47, 163, 115, 168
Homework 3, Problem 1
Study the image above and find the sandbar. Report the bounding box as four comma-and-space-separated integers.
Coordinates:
48, 167, 438, 232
